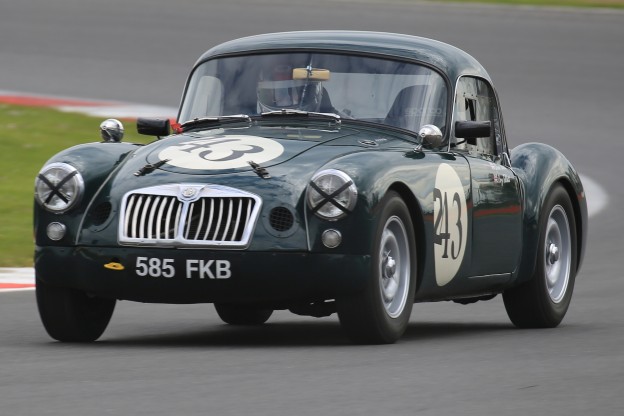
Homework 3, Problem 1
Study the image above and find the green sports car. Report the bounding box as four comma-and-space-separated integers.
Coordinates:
34, 31, 587, 344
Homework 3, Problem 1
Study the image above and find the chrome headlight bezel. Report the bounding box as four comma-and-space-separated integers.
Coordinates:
35, 162, 85, 214
307, 169, 357, 221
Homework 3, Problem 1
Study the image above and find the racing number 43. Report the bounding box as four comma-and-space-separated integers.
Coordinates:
433, 188, 463, 260
432, 163, 468, 286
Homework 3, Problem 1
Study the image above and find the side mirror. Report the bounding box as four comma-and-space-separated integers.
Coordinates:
418, 124, 444, 148
454, 120, 491, 144
137, 118, 171, 137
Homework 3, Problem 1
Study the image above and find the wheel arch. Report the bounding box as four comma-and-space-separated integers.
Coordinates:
559, 178, 586, 274
510, 143, 587, 285
387, 182, 426, 292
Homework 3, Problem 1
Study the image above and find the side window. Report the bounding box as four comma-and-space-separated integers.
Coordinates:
453, 77, 502, 157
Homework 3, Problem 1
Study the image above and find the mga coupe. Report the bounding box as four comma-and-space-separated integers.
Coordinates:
34, 31, 587, 343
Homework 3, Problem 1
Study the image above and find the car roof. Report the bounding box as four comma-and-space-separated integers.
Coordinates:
196, 31, 491, 82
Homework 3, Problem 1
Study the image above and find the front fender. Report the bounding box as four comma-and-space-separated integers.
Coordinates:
304, 149, 445, 262
34, 142, 141, 246
511, 143, 587, 285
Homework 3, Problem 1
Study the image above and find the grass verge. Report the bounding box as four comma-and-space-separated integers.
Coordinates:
0, 104, 150, 267
432, 0, 624, 8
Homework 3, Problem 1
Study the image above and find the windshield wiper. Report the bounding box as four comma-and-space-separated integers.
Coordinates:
134, 159, 170, 177
260, 110, 341, 124
180, 114, 251, 130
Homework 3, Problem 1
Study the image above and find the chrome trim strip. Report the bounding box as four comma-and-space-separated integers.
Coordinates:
214, 199, 224, 241
223, 199, 234, 241
185, 202, 195, 239
466, 273, 511, 280
203, 199, 215, 241
132, 196, 142, 239
139, 196, 150, 239
147, 196, 159, 239
193, 199, 206, 241
155, 196, 166, 239
125, 194, 135, 239
231, 199, 243, 242
174, 201, 183, 238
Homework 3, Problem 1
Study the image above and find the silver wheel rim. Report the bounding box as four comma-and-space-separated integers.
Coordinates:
378, 216, 410, 318
543, 205, 571, 303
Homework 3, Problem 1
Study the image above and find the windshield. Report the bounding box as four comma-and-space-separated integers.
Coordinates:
179, 52, 448, 134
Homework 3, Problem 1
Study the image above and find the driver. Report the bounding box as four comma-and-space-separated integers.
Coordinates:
257, 64, 324, 113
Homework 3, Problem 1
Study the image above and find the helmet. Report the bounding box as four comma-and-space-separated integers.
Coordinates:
257, 65, 324, 113
99, 118, 124, 142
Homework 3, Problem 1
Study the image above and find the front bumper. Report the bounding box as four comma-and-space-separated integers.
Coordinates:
35, 246, 371, 304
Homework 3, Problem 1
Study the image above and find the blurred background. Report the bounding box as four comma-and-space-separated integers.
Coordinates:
1, 1, 623, 415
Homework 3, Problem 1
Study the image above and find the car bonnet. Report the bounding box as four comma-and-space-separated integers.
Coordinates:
137, 125, 360, 176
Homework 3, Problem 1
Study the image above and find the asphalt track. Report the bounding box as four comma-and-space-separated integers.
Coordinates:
1, 1, 623, 415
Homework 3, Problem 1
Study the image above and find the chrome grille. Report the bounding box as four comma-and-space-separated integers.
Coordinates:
119, 184, 261, 248
184, 197, 255, 242
124, 194, 182, 240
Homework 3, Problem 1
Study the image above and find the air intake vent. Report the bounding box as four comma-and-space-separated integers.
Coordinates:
119, 184, 261, 248
269, 207, 294, 232
90, 202, 112, 226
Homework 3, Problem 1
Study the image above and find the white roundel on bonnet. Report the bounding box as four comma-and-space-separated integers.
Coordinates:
158, 135, 284, 170
433, 163, 468, 286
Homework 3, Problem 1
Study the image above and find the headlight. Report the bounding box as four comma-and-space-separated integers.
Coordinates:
35, 163, 84, 213
307, 169, 357, 220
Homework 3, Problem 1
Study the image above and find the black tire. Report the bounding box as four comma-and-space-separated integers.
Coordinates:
503, 184, 577, 328
36, 279, 116, 342
214, 303, 273, 325
337, 191, 417, 344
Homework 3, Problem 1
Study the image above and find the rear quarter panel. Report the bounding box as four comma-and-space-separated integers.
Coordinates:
510, 143, 587, 285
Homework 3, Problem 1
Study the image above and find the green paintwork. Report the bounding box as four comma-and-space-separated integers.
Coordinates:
34, 31, 587, 307
510, 143, 588, 284
193, 31, 491, 86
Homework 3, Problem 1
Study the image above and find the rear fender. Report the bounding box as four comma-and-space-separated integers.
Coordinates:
510, 143, 587, 285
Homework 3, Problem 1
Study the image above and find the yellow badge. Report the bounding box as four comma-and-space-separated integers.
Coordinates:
104, 262, 125, 271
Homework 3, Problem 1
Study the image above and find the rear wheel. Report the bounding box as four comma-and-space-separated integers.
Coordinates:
503, 184, 577, 328
337, 191, 416, 344
36, 279, 116, 342
214, 303, 273, 325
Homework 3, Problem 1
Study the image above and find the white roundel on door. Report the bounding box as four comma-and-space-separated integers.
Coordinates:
433, 163, 468, 286
159, 135, 284, 170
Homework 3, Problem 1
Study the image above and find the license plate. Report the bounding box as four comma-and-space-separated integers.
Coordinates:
134, 256, 232, 279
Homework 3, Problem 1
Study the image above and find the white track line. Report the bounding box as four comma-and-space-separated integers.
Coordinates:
0, 268, 35, 292
57, 104, 177, 119
580, 175, 607, 218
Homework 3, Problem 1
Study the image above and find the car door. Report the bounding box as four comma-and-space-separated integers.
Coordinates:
452, 76, 523, 279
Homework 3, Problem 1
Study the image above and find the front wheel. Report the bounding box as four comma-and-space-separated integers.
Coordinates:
36, 279, 116, 342
503, 184, 577, 328
337, 191, 417, 344
214, 303, 273, 325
